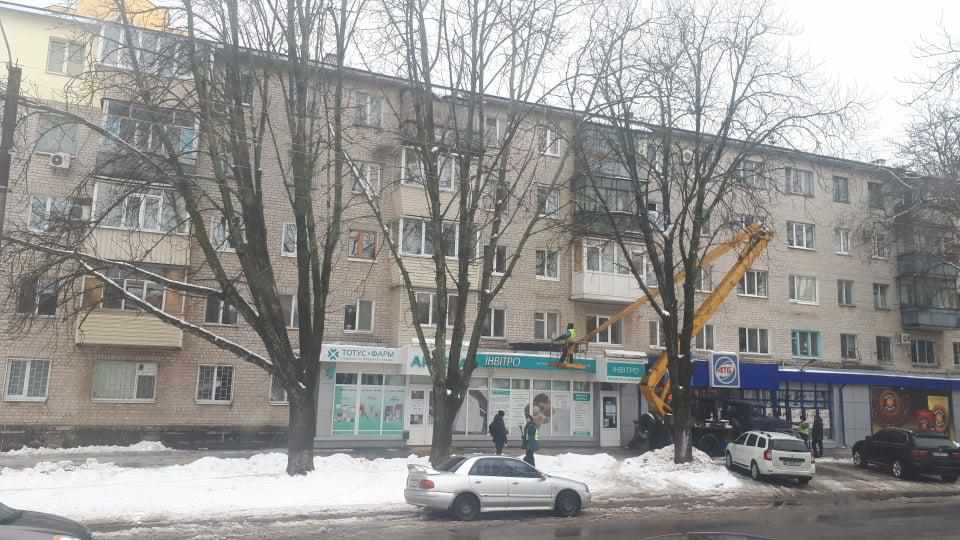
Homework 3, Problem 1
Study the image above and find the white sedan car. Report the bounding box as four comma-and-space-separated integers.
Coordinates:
725, 430, 815, 485
404, 454, 591, 520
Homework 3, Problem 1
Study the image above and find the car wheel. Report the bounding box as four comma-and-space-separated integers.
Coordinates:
853, 450, 866, 468
451, 493, 481, 521
750, 461, 763, 481
891, 459, 909, 480
797, 476, 811, 486
725, 452, 734, 470
942, 474, 958, 483
555, 490, 582, 517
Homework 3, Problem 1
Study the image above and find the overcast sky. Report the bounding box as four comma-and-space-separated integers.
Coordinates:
10, 0, 960, 162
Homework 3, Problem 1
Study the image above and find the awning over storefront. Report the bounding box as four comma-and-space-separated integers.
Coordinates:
402, 346, 597, 376
779, 367, 960, 392
320, 344, 401, 364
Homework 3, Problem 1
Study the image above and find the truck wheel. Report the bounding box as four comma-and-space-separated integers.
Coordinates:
451, 494, 481, 521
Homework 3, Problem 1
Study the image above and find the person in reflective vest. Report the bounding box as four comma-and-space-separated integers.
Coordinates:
554, 323, 577, 364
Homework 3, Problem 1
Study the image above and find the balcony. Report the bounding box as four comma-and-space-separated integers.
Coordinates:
900, 306, 960, 330
897, 253, 960, 278
75, 310, 183, 349
86, 228, 192, 266
572, 271, 647, 304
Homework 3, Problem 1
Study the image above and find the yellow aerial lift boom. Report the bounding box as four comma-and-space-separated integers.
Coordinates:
563, 224, 773, 419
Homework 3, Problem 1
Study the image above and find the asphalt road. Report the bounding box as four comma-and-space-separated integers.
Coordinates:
93, 495, 960, 540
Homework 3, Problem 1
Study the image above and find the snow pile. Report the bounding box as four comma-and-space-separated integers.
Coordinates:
0, 448, 742, 523
3, 441, 169, 456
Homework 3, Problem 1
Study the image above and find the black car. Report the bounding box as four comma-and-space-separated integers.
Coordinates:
0, 502, 92, 539
852, 428, 960, 482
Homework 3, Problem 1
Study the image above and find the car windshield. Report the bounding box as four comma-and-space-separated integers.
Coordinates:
771, 439, 808, 452
435, 456, 467, 472
0, 503, 21, 524
913, 436, 960, 449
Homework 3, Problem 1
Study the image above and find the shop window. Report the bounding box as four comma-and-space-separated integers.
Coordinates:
92, 361, 156, 401
334, 371, 404, 436
454, 382, 490, 436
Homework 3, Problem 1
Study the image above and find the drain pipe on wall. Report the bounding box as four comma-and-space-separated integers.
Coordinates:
837, 384, 847, 448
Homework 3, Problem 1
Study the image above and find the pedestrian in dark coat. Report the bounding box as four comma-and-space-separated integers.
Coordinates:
812, 412, 825, 458
489, 410, 508, 455
522, 414, 539, 466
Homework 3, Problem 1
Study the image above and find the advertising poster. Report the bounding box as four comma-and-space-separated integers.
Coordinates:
358, 387, 384, 433
510, 389, 530, 431
333, 386, 357, 435
382, 388, 405, 434
492, 388, 511, 429
870, 387, 952, 437
552, 393, 572, 437
465, 389, 490, 435
573, 392, 593, 437
530, 391, 552, 429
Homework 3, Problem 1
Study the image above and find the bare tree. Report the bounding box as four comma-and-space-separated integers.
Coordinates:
570, 0, 856, 463
1, 0, 364, 475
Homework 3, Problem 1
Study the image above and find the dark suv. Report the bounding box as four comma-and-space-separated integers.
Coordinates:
852, 428, 960, 482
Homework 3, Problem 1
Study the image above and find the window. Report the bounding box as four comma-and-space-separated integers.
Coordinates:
834, 228, 851, 255
279, 294, 299, 328
588, 315, 622, 345
791, 330, 821, 358
785, 167, 814, 196
270, 374, 288, 403
872, 230, 891, 258
400, 218, 458, 257
837, 280, 854, 306
877, 336, 893, 364
349, 230, 377, 260
534, 311, 560, 340
205, 293, 238, 325
92, 361, 156, 401
840, 334, 858, 360
911, 340, 937, 366
746, 434, 758, 447
344, 299, 374, 332
281, 223, 298, 257
16, 276, 58, 317
648, 320, 666, 348
577, 176, 636, 214
868, 182, 883, 210
739, 328, 770, 354
873, 283, 890, 309
488, 244, 507, 274
954, 342, 960, 368
30, 195, 82, 233
485, 117, 501, 147
695, 266, 713, 292
832, 176, 849, 203
414, 292, 458, 327
787, 221, 816, 249
788, 275, 818, 304
93, 183, 188, 234
354, 91, 383, 128
211, 216, 245, 252
695, 325, 715, 350
92, 268, 165, 312
585, 240, 633, 274
36, 114, 79, 154
470, 458, 506, 476
537, 126, 560, 156
196, 365, 234, 402
103, 100, 197, 160
535, 249, 559, 280
100, 24, 188, 77
351, 162, 382, 194
738, 270, 768, 298
5, 359, 50, 401
536, 185, 560, 217
46, 38, 85, 75
481, 307, 506, 338
399, 146, 424, 184
738, 160, 765, 189
437, 153, 459, 191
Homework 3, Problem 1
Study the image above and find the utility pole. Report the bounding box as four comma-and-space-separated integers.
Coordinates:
0, 63, 21, 249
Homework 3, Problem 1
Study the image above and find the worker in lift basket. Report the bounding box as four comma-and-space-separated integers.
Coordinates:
553, 323, 577, 364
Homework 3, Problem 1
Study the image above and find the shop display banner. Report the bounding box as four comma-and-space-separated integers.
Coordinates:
333, 386, 357, 434
870, 387, 952, 437
573, 392, 593, 437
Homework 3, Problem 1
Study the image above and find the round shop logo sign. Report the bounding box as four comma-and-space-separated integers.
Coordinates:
714, 357, 738, 385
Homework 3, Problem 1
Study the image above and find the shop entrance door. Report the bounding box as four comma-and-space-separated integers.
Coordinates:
600, 392, 620, 447
406, 386, 434, 446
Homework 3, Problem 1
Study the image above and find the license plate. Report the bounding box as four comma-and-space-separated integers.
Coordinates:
781, 459, 802, 466
933, 452, 948, 457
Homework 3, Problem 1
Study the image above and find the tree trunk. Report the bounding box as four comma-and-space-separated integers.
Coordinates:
286, 391, 317, 475
671, 384, 694, 464
429, 392, 461, 466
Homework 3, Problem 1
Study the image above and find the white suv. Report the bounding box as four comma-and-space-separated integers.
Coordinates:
725, 430, 815, 485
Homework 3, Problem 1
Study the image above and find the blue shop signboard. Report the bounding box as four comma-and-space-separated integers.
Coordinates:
709, 352, 741, 389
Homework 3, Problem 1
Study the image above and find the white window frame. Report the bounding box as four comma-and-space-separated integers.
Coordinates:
399, 146, 425, 185
738, 160, 766, 189
281, 223, 297, 257
872, 230, 892, 259
911, 340, 937, 367
832, 176, 849, 203
536, 185, 560, 217
270, 373, 288, 404
102, 99, 198, 160
788, 274, 818, 305
211, 216, 245, 253
195, 365, 235, 403
16, 275, 58, 317
694, 324, 715, 351
791, 330, 821, 359
648, 319, 666, 349
93, 271, 166, 312
840, 334, 858, 360
344, 299, 375, 333
4, 359, 50, 402
351, 162, 383, 195
535, 249, 560, 280
837, 279, 855, 306
785, 167, 814, 196
354, 91, 384, 128
873, 283, 890, 309
399, 217, 459, 258
738, 327, 770, 355
485, 116, 501, 147
534, 311, 560, 341
786, 221, 816, 250
91, 182, 189, 235
537, 125, 560, 156
46, 37, 85, 76
834, 228, 851, 255
437, 153, 459, 191
204, 294, 238, 325
588, 314, 623, 345
490, 244, 508, 275
584, 240, 634, 275
481, 306, 507, 339
414, 291, 458, 327
696, 266, 713, 292
738, 269, 768, 298
91, 361, 157, 403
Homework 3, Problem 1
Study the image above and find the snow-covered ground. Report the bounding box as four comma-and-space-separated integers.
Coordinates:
0, 447, 753, 524
2, 441, 169, 456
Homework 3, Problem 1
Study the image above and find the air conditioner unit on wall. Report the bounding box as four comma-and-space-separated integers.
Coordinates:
898, 333, 913, 345
48, 152, 71, 169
